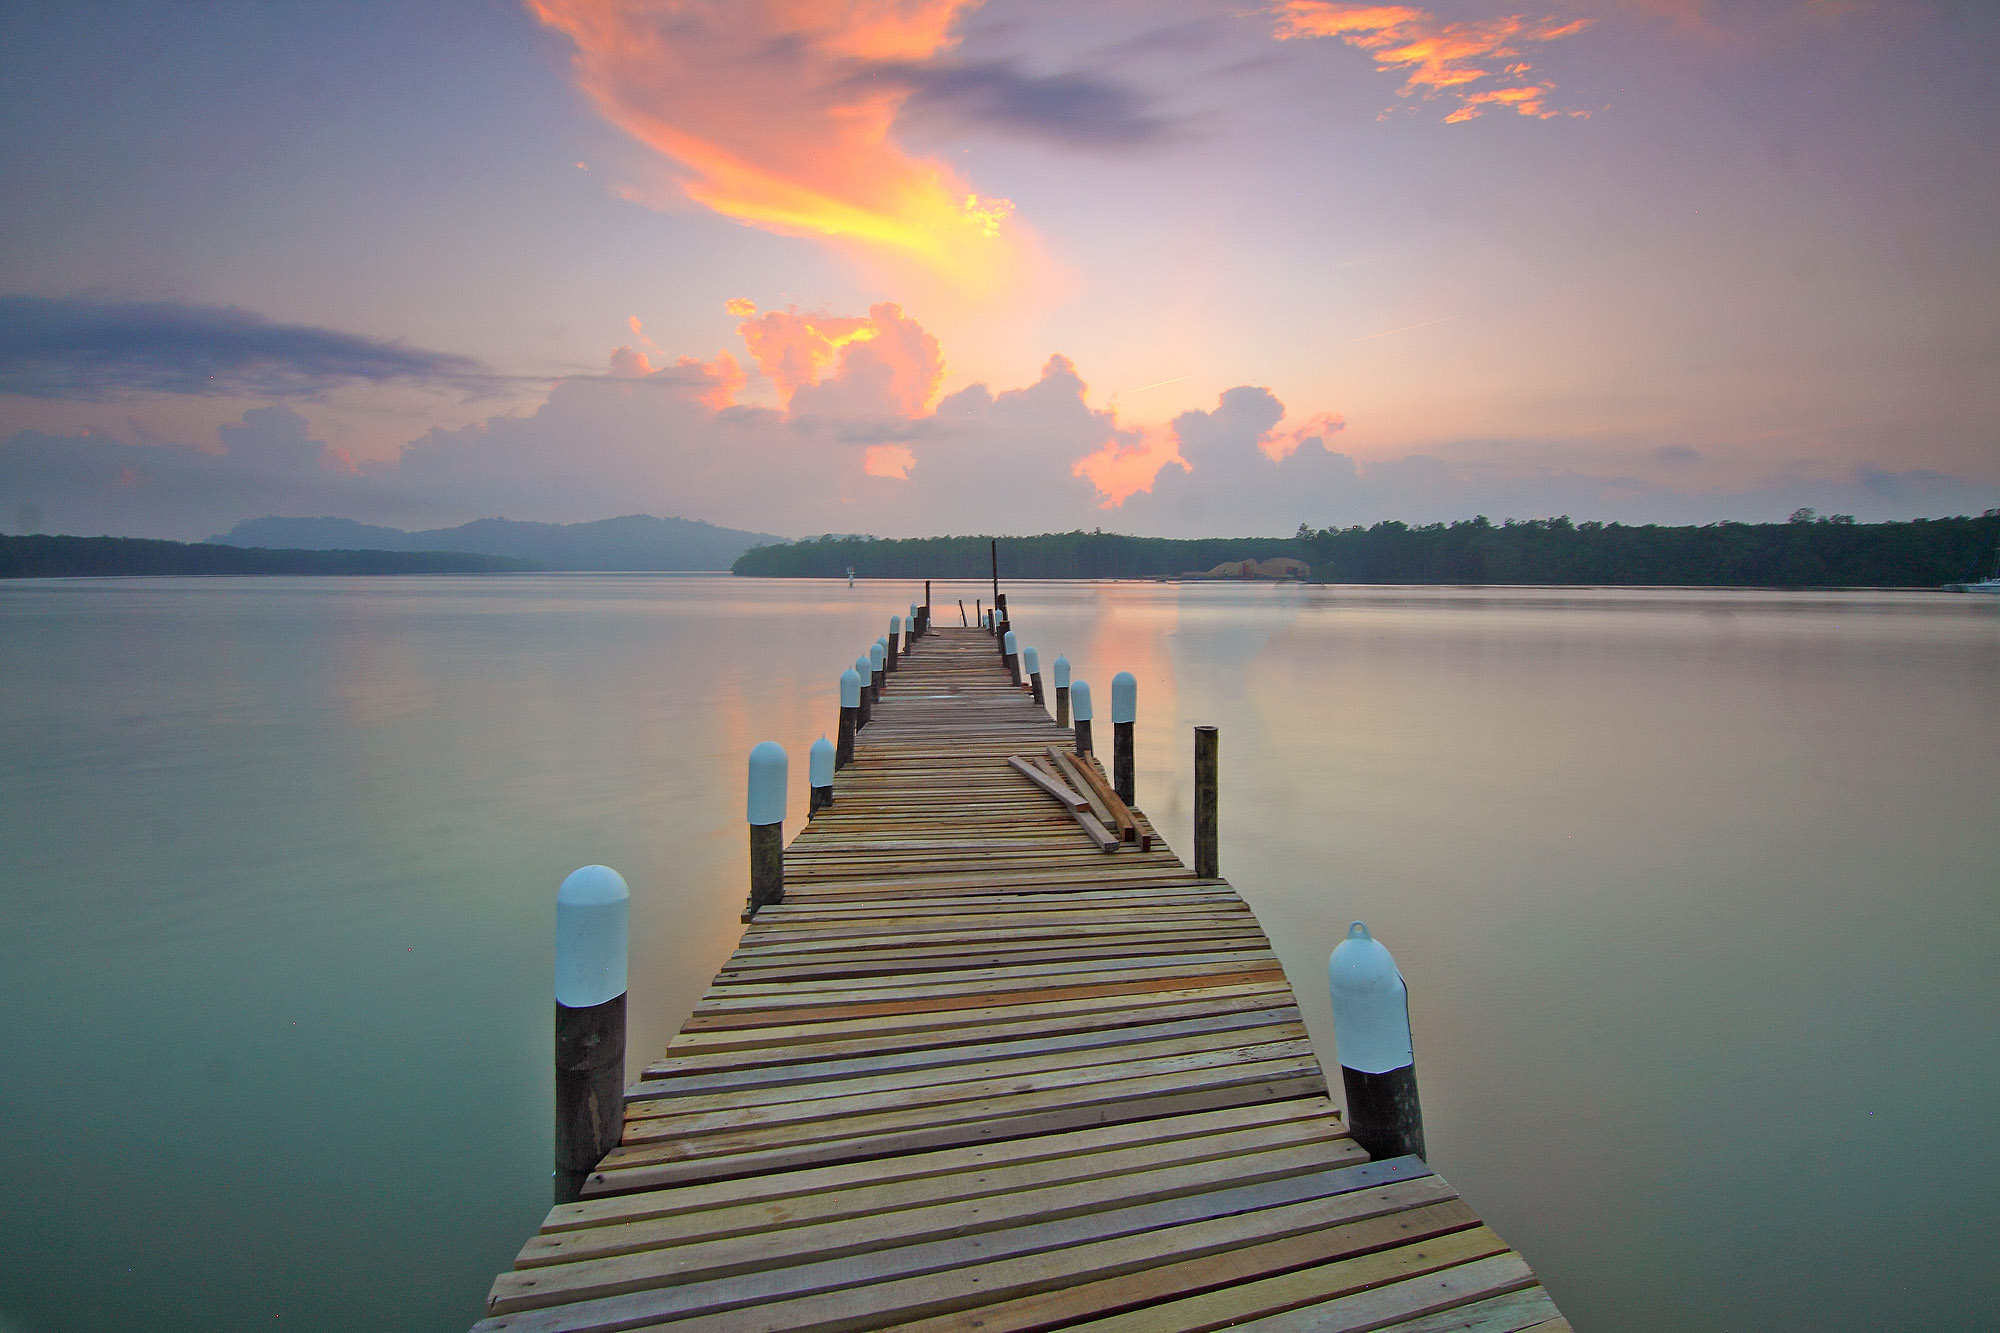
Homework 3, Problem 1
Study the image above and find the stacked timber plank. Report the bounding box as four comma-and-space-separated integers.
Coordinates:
474, 625, 1567, 1333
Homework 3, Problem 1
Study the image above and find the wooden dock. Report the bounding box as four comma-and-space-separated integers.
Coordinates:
475, 622, 1567, 1333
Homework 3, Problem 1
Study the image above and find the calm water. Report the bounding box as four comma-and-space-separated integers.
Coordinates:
1, 576, 1995, 1331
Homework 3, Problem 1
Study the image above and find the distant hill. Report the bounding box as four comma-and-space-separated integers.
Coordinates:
2, 533, 533, 578
210, 514, 784, 571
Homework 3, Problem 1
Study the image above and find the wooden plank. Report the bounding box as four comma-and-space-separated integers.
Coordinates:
1007, 755, 1087, 811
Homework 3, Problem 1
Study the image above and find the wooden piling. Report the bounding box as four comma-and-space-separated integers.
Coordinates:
552, 865, 627, 1206
1195, 724, 1219, 878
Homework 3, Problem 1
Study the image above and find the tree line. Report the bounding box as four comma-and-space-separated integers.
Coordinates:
1, 534, 533, 578
733, 511, 2000, 587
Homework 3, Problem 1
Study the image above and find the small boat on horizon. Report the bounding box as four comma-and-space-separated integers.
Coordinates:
847, 565, 855, 587
1944, 536, 2000, 593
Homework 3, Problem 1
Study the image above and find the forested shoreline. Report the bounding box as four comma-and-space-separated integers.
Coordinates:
734, 512, 2000, 588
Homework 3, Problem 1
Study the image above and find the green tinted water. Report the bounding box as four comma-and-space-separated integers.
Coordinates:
1, 577, 1995, 1330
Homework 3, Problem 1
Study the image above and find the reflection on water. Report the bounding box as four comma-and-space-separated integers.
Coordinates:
1, 576, 1995, 1331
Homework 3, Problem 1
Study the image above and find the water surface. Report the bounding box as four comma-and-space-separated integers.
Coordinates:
1, 576, 1994, 1330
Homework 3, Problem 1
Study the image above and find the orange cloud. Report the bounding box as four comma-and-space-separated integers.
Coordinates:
1273, 3, 1590, 123
732, 300, 943, 417
1258, 411, 1347, 462
679, 350, 746, 411
1072, 422, 1188, 508
863, 444, 917, 479
527, 1, 1018, 287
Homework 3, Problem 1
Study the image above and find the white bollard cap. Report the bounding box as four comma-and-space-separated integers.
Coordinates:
1003, 630, 1018, 654
1111, 671, 1137, 723
855, 654, 873, 682
869, 642, 885, 670
1053, 654, 1071, 687
747, 741, 787, 825
1022, 646, 1040, 674
890, 615, 901, 634
555, 865, 629, 1008
840, 667, 861, 707
1329, 921, 1415, 1074
1071, 679, 1094, 721
909, 603, 919, 620
809, 735, 835, 786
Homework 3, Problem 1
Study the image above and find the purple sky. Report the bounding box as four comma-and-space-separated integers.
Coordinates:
2, 0, 1995, 539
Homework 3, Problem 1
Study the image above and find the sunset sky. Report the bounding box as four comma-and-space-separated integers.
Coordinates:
2, 0, 1995, 540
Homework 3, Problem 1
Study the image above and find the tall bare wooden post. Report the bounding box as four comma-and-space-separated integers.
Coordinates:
1194, 725, 1219, 878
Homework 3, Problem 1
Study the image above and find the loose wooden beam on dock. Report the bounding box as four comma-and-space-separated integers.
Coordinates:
475, 624, 1566, 1333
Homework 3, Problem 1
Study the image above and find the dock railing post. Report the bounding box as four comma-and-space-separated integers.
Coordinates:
745, 742, 786, 919
1071, 679, 1094, 755
554, 864, 628, 1205
855, 656, 874, 726
1194, 725, 1218, 878
975, 599, 982, 631
837, 669, 860, 767
1053, 654, 1071, 726
1329, 922, 1427, 1162
1003, 630, 1020, 685
924, 580, 932, 633
869, 642, 886, 702
1111, 671, 1137, 804
907, 604, 919, 651
1024, 646, 1043, 706
809, 736, 835, 815
886, 617, 901, 672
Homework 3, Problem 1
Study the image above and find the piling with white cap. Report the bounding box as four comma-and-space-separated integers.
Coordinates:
1071, 678, 1095, 755
993, 605, 1009, 659
837, 669, 861, 766
809, 735, 836, 815
554, 864, 629, 1204
868, 641, 886, 704
907, 603, 919, 650
1109, 671, 1138, 803
745, 742, 786, 918
1194, 725, 1218, 877
1024, 645, 1044, 707
1329, 921, 1426, 1162
855, 655, 874, 726
1053, 654, 1072, 726
1003, 630, 1021, 685
886, 616, 901, 672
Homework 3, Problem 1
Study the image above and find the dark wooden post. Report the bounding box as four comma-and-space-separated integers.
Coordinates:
906, 603, 918, 651
1110, 671, 1136, 804
554, 864, 628, 1205
855, 655, 873, 725
975, 599, 982, 633
991, 539, 1000, 613
924, 580, 932, 634
1194, 725, 1218, 878
1054, 654, 1071, 726
836, 668, 859, 767
869, 642, 885, 702
886, 617, 900, 672
957, 598, 966, 626
1071, 678, 1094, 755
809, 736, 834, 815
1330, 922, 1427, 1162
1024, 646, 1044, 706
1003, 630, 1020, 684
745, 742, 786, 919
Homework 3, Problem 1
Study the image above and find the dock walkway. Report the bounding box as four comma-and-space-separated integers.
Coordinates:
475, 624, 1566, 1332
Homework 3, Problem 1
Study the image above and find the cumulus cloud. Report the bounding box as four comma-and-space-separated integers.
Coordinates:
0, 296, 492, 400
1272, 2, 1591, 123
736, 301, 944, 418
526, 0, 1020, 285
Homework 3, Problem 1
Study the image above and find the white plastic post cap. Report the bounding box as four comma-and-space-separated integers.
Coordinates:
840, 668, 861, 707
869, 642, 885, 669
1329, 921, 1415, 1074
747, 741, 787, 825
909, 603, 919, 619
1111, 671, 1137, 723
1071, 679, 1094, 721
809, 735, 835, 786
1053, 655, 1071, 687
1003, 630, 1018, 654
855, 654, 873, 682
555, 865, 629, 1008
1022, 646, 1040, 674
890, 615, 901, 633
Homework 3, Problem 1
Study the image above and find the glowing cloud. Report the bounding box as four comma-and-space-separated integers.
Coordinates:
1259, 411, 1347, 462
863, 444, 917, 479
527, 0, 1018, 285
732, 300, 943, 417
1073, 422, 1189, 508
1272, 3, 1590, 122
